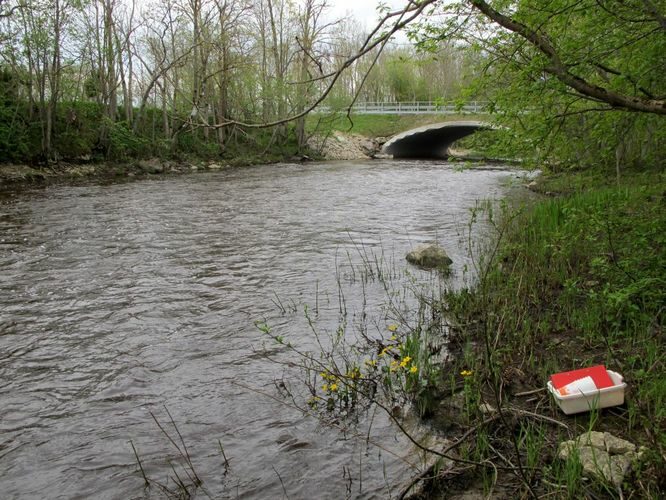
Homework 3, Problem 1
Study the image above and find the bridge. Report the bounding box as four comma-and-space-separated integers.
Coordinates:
314, 101, 492, 159
380, 120, 493, 159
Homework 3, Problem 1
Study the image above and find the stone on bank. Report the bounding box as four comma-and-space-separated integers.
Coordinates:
558, 431, 643, 486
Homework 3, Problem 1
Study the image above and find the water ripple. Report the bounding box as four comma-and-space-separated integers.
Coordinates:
0, 160, 524, 498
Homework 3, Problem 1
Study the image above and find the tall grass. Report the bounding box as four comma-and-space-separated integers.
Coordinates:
442, 170, 665, 497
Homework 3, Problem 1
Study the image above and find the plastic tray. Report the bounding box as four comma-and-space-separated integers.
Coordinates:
547, 370, 626, 415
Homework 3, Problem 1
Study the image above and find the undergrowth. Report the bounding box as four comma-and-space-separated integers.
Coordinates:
438, 169, 665, 498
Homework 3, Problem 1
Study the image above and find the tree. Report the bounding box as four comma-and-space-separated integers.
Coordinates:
467, 0, 665, 114
408, 0, 665, 170
16, 0, 73, 158
293, 0, 335, 151
2, 0, 660, 166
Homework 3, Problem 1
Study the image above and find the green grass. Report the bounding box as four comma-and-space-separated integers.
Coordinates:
438, 169, 665, 497
306, 113, 489, 138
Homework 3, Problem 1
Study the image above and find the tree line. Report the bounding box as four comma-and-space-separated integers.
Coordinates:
0, 0, 469, 163
0, 0, 663, 172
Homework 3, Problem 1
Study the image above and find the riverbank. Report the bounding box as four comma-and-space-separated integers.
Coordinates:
0, 113, 511, 187
405, 168, 665, 498
0, 154, 305, 188
0, 158, 278, 187
0, 132, 376, 188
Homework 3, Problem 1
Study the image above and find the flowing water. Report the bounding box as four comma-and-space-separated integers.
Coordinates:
0, 160, 527, 499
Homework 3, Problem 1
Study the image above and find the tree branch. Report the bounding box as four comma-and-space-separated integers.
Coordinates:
594, 62, 655, 98
205, 0, 440, 129
469, 0, 666, 115
641, 0, 666, 31
0, 0, 20, 19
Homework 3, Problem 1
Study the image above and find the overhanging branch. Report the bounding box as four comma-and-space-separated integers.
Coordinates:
469, 0, 666, 115
206, 0, 440, 129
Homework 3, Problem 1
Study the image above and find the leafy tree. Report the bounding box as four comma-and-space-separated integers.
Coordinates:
410, 0, 666, 170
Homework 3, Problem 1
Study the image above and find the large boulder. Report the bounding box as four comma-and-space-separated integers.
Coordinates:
406, 243, 453, 270
558, 431, 642, 486
137, 158, 164, 174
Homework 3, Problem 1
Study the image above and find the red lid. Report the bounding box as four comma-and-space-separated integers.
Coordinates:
550, 365, 614, 390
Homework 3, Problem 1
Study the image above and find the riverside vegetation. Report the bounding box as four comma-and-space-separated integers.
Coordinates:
0, 0, 472, 177
426, 168, 665, 498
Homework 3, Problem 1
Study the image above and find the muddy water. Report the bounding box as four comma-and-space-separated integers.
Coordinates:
0, 160, 526, 499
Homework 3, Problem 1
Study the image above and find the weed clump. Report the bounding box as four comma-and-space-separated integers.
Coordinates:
438, 170, 665, 498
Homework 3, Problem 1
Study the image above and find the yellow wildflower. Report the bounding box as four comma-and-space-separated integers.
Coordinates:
410, 365, 418, 374
390, 360, 399, 371
330, 383, 338, 392
460, 370, 473, 377
399, 356, 412, 368
379, 347, 389, 357
390, 335, 397, 341
322, 383, 329, 392
387, 324, 398, 332
365, 359, 377, 367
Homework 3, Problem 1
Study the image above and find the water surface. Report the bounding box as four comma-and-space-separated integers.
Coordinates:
0, 160, 525, 498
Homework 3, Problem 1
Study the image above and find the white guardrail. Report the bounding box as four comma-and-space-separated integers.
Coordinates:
315, 101, 487, 115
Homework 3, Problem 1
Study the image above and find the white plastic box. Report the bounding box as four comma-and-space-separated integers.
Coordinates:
547, 370, 626, 415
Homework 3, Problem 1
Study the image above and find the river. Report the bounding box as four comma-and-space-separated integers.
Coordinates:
0, 159, 526, 499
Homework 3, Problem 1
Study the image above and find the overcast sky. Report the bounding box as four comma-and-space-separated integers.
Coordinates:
328, 0, 409, 29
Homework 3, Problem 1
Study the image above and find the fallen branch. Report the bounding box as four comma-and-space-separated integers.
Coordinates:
507, 407, 569, 430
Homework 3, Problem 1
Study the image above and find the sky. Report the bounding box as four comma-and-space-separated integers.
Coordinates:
327, 0, 413, 45
328, 0, 409, 30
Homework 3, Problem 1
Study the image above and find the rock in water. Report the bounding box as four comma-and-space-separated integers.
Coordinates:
406, 243, 453, 269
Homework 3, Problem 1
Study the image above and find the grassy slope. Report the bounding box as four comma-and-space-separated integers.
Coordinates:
306, 113, 487, 138
427, 169, 665, 498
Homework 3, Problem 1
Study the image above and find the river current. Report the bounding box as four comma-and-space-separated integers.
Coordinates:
0, 159, 526, 499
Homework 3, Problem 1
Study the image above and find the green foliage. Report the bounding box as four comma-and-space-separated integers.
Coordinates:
52, 102, 104, 159
0, 102, 30, 162
454, 128, 516, 159
0, 94, 303, 165
487, 105, 666, 171
355, 43, 471, 103
467, 174, 665, 356
173, 132, 221, 160
445, 170, 665, 496
107, 120, 151, 160
376, 322, 441, 417
414, 1, 666, 170
385, 55, 420, 101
